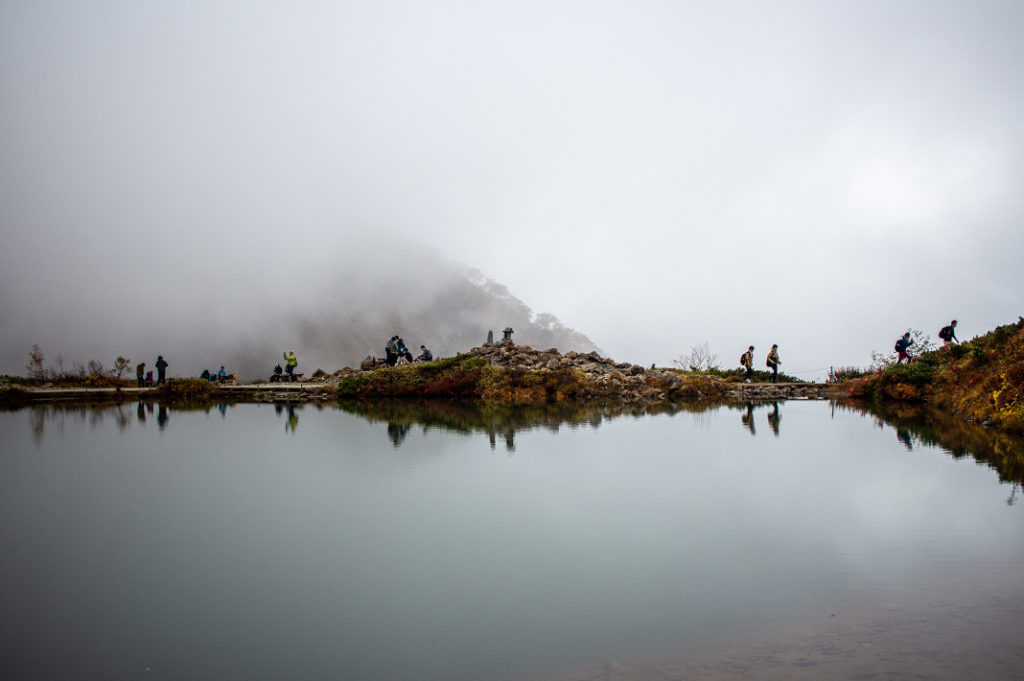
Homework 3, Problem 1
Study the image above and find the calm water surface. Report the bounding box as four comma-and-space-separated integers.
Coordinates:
1, 400, 1022, 681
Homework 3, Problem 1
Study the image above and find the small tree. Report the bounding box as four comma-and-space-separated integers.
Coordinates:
87, 359, 106, 376
26, 344, 45, 379
674, 342, 720, 371
112, 356, 131, 379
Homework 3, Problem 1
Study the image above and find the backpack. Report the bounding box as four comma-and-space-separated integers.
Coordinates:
740, 353, 748, 367
894, 339, 903, 352
939, 326, 952, 341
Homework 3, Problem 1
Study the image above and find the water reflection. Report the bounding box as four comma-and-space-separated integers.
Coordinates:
273, 402, 301, 433
767, 401, 781, 436
7, 398, 1023, 486
841, 400, 1024, 486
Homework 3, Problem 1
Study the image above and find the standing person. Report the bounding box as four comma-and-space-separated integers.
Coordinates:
740, 346, 754, 382
766, 344, 781, 382
895, 332, 915, 364
385, 336, 399, 366
155, 355, 168, 385
283, 350, 298, 381
136, 361, 145, 388
939, 320, 959, 347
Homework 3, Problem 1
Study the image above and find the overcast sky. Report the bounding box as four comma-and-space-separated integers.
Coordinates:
2, 0, 1022, 378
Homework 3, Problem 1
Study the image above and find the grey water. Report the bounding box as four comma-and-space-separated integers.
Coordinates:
1, 400, 1022, 681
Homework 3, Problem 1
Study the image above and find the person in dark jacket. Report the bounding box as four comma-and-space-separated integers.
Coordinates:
939, 320, 959, 347
740, 346, 754, 382
155, 356, 168, 385
418, 345, 433, 362
136, 362, 145, 388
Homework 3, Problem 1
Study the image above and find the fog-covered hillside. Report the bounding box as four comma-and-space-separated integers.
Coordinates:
1, 243, 599, 381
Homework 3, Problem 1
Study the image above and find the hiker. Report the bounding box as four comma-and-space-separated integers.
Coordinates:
217, 366, 227, 381
396, 337, 412, 363
272, 363, 284, 382
740, 346, 754, 382
200, 369, 212, 381
155, 355, 168, 385
136, 362, 146, 388
939, 320, 959, 347
418, 345, 433, 362
145, 370, 154, 386
895, 332, 914, 364
385, 336, 399, 366
283, 350, 298, 381
766, 344, 781, 382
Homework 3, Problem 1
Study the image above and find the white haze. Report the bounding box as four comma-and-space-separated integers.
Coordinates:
2, 1, 1022, 380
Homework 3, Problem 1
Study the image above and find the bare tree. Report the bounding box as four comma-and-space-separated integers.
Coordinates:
673, 342, 720, 371
87, 359, 106, 376
112, 356, 131, 379
26, 344, 45, 379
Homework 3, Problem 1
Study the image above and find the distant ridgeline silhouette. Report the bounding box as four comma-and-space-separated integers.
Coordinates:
230, 251, 599, 380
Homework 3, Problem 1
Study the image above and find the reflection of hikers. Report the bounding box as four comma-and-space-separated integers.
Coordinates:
939, 320, 959, 347
387, 422, 409, 447
155, 355, 168, 385
765, 344, 781, 382
767, 402, 780, 437
418, 345, 433, 362
740, 346, 754, 382
286, 404, 299, 433
742, 402, 756, 435
895, 332, 914, 364
136, 362, 146, 388
283, 351, 298, 381
897, 429, 913, 450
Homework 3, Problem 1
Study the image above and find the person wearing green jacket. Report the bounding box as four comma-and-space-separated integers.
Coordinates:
283, 351, 298, 382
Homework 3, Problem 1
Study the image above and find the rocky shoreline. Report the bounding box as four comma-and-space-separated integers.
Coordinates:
2, 343, 846, 406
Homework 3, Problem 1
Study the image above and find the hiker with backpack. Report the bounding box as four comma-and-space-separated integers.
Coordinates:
766, 344, 781, 382
740, 346, 754, 382
895, 332, 914, 364
939, 320, 959, 347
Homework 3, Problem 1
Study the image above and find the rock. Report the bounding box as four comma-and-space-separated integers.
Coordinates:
659, 372, 683, 392
360, 355, 376, 371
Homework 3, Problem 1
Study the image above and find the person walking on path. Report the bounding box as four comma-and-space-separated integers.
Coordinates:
939, 320, 959, 347
283, 350, 298, 381
741, 346, 754, 382
155, 355, 168, 385
766, 344, 781, 382
895, 332, 915, 364
136, 362, 145, 388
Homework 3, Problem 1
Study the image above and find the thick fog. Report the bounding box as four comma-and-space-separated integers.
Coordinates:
2, 1, 1022, 380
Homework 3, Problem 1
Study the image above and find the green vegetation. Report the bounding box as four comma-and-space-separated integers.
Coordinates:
849, 317, 1024, 433
336, 354, 588, 404
667, 366, 804, 384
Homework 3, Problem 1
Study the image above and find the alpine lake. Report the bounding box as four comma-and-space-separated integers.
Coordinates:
2, 397, 1022, 681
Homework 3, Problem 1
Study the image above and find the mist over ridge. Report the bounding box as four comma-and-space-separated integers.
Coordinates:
0, 241, 599, 381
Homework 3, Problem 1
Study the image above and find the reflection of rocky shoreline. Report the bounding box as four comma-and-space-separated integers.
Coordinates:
339, 398, 795, 451
842, 400, 1024, 486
